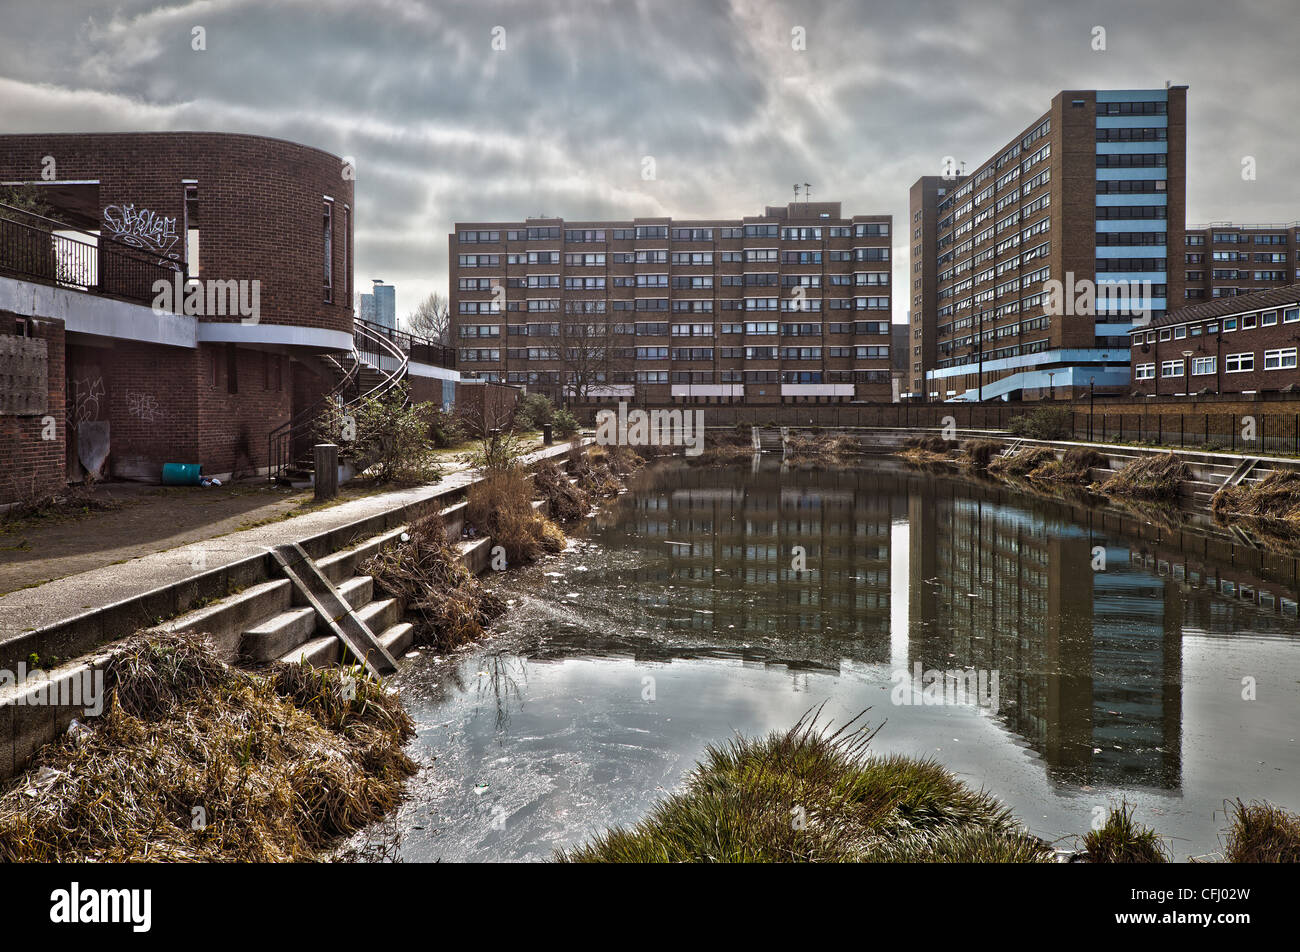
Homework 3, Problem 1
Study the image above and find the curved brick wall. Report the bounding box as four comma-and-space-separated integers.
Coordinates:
0, 132, 355, 335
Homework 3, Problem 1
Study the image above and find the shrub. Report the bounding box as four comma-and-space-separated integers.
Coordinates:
552, 407, 580, 437
531, 460, 591, 524
1007, 406, 1073, 441
514, 393, 555, 431
315, 384, 443, 484
462, 428, 532, 476
426, 408, 465, 449
1033, 447, 1107, 483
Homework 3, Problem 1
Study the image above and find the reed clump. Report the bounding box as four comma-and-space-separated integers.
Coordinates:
530, 459, 592, 524
1033, 447, 1107, 484
1101, 452, 1189, 502
0, 632, 414, 862
1079, 804, 1170, 863
960, 439, 1003, 470
1221, 799, 1300, 863
988, 446, 1056, 478
1212, 471, 1300, 533
784, 434, 859, 466
557, 711, 1053, 863
363, 513, 506, 651
466, 470, 566, 563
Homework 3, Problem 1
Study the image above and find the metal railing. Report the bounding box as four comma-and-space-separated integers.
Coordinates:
0, 201, 179, 305
355, 317, 455, 370
267, 319, 446, 482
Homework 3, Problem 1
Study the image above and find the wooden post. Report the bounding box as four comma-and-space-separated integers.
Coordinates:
314, 443, 339, 501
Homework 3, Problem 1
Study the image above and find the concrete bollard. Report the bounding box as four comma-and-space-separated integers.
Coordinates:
314, 443, 339, 501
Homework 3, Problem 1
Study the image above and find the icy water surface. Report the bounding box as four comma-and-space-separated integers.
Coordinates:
379, 457, 1300, 861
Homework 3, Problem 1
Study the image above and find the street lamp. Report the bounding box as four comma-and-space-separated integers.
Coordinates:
1182, 349, 1194, 398
1048, 371, 1057, 401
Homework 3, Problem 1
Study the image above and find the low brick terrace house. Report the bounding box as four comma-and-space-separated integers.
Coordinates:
1129, 284, 1300, 396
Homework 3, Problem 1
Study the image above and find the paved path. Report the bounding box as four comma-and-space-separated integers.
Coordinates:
0, 440, 583, 642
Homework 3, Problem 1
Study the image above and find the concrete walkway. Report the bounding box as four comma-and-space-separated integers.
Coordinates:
0, 440, 584, 643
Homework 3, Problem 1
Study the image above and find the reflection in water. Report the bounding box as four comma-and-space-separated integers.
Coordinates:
384, 457, 1300, 862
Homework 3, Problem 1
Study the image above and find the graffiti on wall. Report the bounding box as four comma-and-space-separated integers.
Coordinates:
67, 375, 105, 426
102, 203, 181, 266
125, 390, 162, 423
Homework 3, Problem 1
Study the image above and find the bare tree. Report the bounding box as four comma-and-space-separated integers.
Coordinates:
551, 312, 634, 405
406, 291, 450, 344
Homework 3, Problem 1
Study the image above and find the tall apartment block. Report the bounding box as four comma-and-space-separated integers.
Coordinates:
448, 202, 893, 405
1182, 223, 1300, 302
908, 87, 1187, 401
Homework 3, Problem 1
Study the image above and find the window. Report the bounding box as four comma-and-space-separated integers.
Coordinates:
1192, 356, 1216, 376
1242, 314, 1257, 329
1134, 363, 1156, 380
183, 183, 200, 278
1161, 359, 1184, 377
341, 205, 351, 302
1159, 329, 1172, 341
1223, 317, 1238, 332
1225, 353, 1254, 373
1264, 348, 1298, 370
322, 201, 333, 302
1285, 308, 1300, 324
1261, 310, 1278, 326
1174, 326, 1187, 339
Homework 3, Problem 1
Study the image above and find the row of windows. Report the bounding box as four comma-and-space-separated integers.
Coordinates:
1132, 306, 1300, 345
1135, 349, 1299, 379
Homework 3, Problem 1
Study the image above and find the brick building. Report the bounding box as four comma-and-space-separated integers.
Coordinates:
908, 87, 1188, 402
0, 132, 377, 503
1129, 284, 1300, 396
449, 201, 894, 405
1182, 223, 1300, 303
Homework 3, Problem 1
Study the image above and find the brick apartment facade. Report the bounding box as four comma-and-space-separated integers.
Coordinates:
0, 132, 356, 502
908, 87, 1188, 402
1129, 285, 1300, 396
448, 201, 894, 405
1182, 222, 1300, 303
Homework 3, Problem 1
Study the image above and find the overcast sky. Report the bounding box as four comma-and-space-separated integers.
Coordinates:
2, 0, 1297, 326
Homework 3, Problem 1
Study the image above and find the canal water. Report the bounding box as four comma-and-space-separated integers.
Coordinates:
378, 457, 1300, 862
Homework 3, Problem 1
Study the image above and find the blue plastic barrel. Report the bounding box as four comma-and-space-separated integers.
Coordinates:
161, 462, 202, 486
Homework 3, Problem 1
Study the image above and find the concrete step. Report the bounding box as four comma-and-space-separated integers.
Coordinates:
238, 575, 375, 662
163, 578, 293, 661
378, 621, 415, 657
356, 597, 400, 634
279, 620, 412, 669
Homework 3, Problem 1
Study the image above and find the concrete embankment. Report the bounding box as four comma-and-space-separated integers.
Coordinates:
0, 439, 589, 781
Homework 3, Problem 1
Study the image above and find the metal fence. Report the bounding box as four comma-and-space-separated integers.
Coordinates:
0, 202, 177, 306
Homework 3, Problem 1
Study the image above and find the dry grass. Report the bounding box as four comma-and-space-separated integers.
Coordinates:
0, 632, 415, 862
1221, 799, 1300, 862
530, 460, 592, 524
988, 446, 1056, 478
363, 513, 506, 651
466, 469, 566, 564
1101, 452, 1189, 502
571, 451, 626, 497
1033, 447, 1107, 484
784, 434, 859, 466
961, 439, 1003, 470
1212, 471, 1300, 536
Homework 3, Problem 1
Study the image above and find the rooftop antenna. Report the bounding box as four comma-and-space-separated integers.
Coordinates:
793, 183, 801, 202
804, 182, 812, 207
